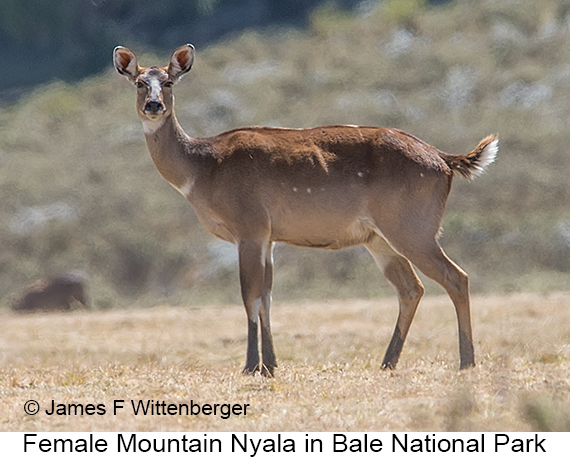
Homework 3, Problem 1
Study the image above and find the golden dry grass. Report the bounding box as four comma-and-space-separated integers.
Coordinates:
1, 292, 570, 432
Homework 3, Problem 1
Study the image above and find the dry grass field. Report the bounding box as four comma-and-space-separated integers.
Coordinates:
1, 292, 570, 432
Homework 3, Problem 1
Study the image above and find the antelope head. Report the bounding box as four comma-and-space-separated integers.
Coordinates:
113, 44, 195, 130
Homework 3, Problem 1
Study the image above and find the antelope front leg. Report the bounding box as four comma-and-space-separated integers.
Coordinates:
259, 242, 276, 376
238, 239, 268, 375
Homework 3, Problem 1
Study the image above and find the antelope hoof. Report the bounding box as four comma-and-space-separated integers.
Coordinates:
260, 364, 275, 378
242, 364, 260, 376
459, 361, 476, 370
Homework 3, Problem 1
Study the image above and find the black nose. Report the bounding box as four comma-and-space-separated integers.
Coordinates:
145, 100, 163, 113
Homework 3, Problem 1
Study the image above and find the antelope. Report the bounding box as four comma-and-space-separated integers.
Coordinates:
13, 271, 89, 313
114, 44, 497, 376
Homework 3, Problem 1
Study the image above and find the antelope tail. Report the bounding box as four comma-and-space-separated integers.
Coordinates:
441, 135, 498, 179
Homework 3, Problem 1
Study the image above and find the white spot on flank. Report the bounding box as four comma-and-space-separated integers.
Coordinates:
142, 119, 164, 134
357, 172, 365, 177
292, 187, 298, 192
420, 173, 424, 177
306, 188, 312, 193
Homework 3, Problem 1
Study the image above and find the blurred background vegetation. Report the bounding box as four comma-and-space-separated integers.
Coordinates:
2, 0, 570, 309
0, 0, 358, 99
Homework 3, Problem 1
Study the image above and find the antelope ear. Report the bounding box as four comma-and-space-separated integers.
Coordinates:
168, 44, 195, 81
113, 46, 140, 83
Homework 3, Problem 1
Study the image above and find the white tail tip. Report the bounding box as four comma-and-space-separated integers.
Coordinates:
471, 138, 498, 179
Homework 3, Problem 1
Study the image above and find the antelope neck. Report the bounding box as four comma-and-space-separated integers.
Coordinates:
141, 115, 206, 192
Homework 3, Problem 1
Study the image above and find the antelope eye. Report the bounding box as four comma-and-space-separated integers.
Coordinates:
164, 81, 174, 88
136, 81, 145, 89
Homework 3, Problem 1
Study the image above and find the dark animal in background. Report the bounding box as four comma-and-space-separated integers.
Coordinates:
12, 271, 89, 312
